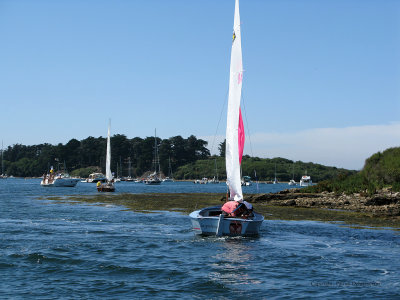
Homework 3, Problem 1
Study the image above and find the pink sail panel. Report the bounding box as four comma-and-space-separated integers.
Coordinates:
238, 107, 245, 165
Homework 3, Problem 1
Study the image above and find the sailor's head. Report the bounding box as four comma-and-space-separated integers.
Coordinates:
243, 201, 253, 210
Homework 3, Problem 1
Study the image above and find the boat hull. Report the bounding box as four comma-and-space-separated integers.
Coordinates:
145, 180, 161, 185
91, 178, 106, 183
97, 184, 115, 192
189, 206, 263, 236
299, 180, 312, 187
41, 178, 79, 187
53, 178, 79, 187
300, 176, 312, 187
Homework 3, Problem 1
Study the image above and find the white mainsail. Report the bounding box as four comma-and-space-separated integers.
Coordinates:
226, 0, 244, 201
106, 120, 113, 181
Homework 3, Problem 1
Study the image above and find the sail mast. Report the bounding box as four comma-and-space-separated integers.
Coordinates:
128, 157, 132, 178
106, 119, 112, 181
226, 0, 244, 201
168, 156, 173, 178
120, 156, 123, 177
215, 158, 218, 181
154, 128, 160, 175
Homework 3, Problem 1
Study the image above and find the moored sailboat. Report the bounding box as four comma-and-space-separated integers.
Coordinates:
288, 163, 296, 185
273, 163, 278, 184
144, 129, 162, 185
208, 158, 220, 184
124, 157, 135, 181
163, 157, 174, 182
190, 0, 263, 236
97, 120, 115, 192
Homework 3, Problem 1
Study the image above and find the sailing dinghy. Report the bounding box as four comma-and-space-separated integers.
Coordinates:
190, 0, 263, 236
97, 121, 115, 192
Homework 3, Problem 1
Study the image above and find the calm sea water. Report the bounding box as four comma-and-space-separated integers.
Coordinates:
0, 179, 399, 299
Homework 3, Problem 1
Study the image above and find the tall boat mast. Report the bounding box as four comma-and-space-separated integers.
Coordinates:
168, 157, 173, 178
128, 157, 132, 178
215, 158, 219, 182
105, 119, 112, 181
153, 129, 160, 175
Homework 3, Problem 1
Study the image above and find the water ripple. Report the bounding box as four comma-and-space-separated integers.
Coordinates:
0, 179, 399, 298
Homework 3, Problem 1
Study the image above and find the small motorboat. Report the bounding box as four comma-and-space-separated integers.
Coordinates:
41, 162, 79, 187
300, 175, 312, 187
41, 172, 79, 187
241, 176, 252, 186
83, 173, 106, 183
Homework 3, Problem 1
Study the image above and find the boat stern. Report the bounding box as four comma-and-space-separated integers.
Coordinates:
189, 207, 264, 236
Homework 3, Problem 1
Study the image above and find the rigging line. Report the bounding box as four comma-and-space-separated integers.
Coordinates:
241, 91, 255, 158
242, 92, 259, 191
210, 87, 230, 156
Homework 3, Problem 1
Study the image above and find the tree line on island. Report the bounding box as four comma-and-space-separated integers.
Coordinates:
1, 134, 355, 182
302, 147, 400, 194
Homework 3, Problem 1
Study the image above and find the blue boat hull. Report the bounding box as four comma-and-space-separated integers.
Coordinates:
189, 206, 263, 236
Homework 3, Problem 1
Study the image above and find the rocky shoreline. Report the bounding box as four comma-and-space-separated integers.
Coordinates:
244, 188, 400, 217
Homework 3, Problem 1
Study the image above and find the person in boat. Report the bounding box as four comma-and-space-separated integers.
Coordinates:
221, 200, 246, 217
241, 201, 254, 218
221, 200, 240, 217
221, 200, 254, 218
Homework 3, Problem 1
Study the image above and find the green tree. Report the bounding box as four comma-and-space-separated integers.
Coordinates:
219, 139, 226, 157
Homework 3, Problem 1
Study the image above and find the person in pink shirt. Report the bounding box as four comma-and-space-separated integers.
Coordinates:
222, 201, 245, 217
221, 200, 254, 218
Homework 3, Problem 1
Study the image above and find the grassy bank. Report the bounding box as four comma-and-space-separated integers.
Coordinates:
42, 193, 400, 230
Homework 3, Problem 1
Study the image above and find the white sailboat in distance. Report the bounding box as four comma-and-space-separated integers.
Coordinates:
190, 0, 264, 236
97, 120, 115, 192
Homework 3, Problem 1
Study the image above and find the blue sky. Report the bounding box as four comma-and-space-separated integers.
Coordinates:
1, 0, 399, 170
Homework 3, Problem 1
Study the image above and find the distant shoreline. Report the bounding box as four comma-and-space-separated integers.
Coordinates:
18, 177, 304, 185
